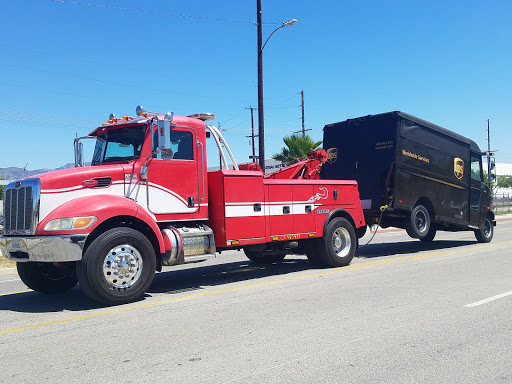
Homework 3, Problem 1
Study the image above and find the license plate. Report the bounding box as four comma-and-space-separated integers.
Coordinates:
11, 239, 22, 250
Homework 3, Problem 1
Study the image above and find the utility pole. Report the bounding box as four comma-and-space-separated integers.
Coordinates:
485, 118, 499, 191
300, 90, 305, 137
294, 90, 311, 137
486, 119, 495, 190
256, 1, 297, 172
245, 106, 258, 162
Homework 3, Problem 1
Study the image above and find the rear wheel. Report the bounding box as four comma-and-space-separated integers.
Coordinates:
357, 224, 367, 239
244, 249, 286, 264
474, 215, 494, 243
77, 227, 156, 305
303, 239, 321, 265
317, 218, 356, 267
406, 205, 431, 240
419, 225, 437, 242
17, 262, 78, 293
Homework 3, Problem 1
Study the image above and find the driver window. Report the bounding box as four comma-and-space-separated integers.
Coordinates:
153, 129, 194, 160
471, 157, 482, 181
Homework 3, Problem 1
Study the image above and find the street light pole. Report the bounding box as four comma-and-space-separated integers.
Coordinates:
256, 0, 296, 171
23, 162, 31, 178
257, 0, 264, 171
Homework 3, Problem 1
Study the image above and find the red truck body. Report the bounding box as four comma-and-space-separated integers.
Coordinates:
208, 170, 362, 247
0, 106, 364, 305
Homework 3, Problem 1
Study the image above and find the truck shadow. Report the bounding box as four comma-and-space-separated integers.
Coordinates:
148, 257, 313, 295
356, 239, 476, 258
0, 258, 314, 314
0, 287, 102, 313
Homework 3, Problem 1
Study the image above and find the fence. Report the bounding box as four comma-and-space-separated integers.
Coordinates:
493, 192, 512, 213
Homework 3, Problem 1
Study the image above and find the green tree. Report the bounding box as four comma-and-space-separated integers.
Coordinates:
271, 134, 322, 165
0, 177, 4, 200
497, 175, 512, 189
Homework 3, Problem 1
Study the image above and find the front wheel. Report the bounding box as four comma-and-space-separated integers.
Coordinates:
77, 227, 156, 305
317, 218, 357, 267
17, 262, 78, 293
474, 215, 494, 243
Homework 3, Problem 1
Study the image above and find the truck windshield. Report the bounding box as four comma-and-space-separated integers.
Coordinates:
92, 125, 146, 165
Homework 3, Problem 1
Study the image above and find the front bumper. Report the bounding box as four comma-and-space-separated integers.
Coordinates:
0, 235, 88, 262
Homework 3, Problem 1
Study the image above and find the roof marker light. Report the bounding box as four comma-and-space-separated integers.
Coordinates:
188, 113, 217, 121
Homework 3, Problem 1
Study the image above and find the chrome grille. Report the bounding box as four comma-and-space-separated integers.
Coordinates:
4, 179, 40, 235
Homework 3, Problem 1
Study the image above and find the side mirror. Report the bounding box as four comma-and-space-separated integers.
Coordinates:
74, 141, 84, 167
157, 120, 171, 150
140, 164, 148, 180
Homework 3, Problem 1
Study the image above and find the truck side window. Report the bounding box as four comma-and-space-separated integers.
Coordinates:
152, 129, 194, 160
172, 131, 194, 160
471, 157, 482, 182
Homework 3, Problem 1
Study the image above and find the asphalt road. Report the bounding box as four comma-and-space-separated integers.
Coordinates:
1, 219, 511, 383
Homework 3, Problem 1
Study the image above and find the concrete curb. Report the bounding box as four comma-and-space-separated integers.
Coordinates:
0, 267, 17, 276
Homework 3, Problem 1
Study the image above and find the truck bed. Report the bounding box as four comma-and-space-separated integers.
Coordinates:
207, 170, 364, 248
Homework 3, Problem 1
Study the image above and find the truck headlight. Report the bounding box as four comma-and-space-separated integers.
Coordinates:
44, 216, 97, 231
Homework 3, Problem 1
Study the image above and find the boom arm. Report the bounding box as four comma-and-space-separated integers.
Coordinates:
264, 150, 328, 180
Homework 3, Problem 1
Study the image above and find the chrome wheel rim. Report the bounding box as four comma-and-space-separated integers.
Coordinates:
415, 211, 427, 233
332, 227, 351, 258
103, 244, 143, 289
483, 219, 492, 238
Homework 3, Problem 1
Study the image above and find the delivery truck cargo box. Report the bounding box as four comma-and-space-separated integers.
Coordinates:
321, 111, 495, 242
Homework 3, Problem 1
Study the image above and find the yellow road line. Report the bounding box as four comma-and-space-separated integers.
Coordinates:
0, 290, 31, 297
2, 239, 512, 335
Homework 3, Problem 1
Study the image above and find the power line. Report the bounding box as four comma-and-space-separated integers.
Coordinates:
50, 0, 276, 24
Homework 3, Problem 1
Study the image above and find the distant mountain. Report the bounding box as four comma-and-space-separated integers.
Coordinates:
0, 163, 75, 181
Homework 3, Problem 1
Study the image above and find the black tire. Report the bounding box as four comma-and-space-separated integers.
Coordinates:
419, 225, 437, 242
303, 239, 322, 265
357, 224, 368, 239
407, 205, 431, 240
17, 262, 78, 293
77, 227, 156, 305
244, 249, 286, 264
474, 215, 494, 243
317, 218, 356, 267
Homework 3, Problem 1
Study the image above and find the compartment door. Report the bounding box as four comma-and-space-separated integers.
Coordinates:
224, 175, 266, 241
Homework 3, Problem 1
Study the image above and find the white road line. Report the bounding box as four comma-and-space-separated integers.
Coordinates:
0, 279, 21, 283
465, 290, 512, 308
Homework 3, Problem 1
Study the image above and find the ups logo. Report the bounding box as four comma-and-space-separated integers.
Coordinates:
326, 148, 338, 164
454, 158, 464, 179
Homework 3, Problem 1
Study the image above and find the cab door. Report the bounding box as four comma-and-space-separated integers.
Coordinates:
147, 127, 200, 215
469, 153, 484, 226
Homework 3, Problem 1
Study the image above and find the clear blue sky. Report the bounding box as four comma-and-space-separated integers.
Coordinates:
1, 0, 511, 170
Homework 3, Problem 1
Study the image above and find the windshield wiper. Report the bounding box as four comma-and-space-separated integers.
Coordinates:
102, 156, 132, 163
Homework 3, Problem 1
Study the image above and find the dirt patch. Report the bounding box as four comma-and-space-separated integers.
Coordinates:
0, 256, 16, 268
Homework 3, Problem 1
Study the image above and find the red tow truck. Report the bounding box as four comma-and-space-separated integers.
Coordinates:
0, 106, 365, 305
